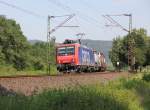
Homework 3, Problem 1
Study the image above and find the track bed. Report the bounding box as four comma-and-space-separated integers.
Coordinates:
0, 72, 129, 96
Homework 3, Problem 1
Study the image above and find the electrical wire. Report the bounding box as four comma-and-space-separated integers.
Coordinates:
0, 0, 45, 18
47, 0, 102, 28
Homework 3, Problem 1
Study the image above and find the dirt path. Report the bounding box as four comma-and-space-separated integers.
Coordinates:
0, 72, 129, 95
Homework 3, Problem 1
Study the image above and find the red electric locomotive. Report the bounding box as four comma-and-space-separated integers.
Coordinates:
56, 39, 106, 72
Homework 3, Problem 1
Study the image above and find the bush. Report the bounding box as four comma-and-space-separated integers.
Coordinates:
142, 73, 150, 82
0, 65, 17, 76
119, 78, 150, 110
29, 86, 142, 110
13, 54, 29, 71
33, 60, 44, 70
1, 77, 150, 110
0, 84, 143, 110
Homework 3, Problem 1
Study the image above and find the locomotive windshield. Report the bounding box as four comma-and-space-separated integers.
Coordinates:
57, 46, 75, 56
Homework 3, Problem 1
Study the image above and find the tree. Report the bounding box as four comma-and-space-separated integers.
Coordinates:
29, 41, 56, 70
29, 42, 47, 70
0, 16, 56, 71
109, 37, 124, 67
109, 28, 149, 68
0, 16, 30, 70
145, 36, 150, 65
0, 46, 5, 64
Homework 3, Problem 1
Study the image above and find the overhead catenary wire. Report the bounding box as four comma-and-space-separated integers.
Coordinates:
80, 0, 114, 27
80, 0, 104, 22
49, 14, 77, 34
47, 0, 85, 38
0, 0, 45, 18
47, 0, 88, 21
47, 0, 109, 41
47, 0, 103, 28
103, 15, 129, 32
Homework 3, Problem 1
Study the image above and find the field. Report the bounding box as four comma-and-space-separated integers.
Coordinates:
0, 72, 150, 110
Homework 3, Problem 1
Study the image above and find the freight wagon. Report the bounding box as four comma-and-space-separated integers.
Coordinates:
56, 39, 106, 73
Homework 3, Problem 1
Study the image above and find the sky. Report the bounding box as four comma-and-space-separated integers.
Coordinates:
0, 0, 150, 42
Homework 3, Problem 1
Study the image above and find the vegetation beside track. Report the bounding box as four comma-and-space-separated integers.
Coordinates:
0, 72, 150, 110
0, 16, 57, 76
0, 65, 57, 76
109, 28, 150, 69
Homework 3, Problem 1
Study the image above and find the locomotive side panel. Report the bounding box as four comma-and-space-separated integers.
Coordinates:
78, 47, 95, 66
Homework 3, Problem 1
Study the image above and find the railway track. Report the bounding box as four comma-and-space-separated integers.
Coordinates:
0, 74, 56, 79
0, 72, 129, 96
0, 71, 112, 79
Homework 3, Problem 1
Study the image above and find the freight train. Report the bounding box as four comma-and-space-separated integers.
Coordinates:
56, 39, 106, 73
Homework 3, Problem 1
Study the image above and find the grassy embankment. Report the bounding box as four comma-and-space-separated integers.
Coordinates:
0, 65, 57, 76
0, 72, 150, 110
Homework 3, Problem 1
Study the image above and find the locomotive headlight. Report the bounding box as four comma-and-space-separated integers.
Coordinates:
58, 60, 61, 63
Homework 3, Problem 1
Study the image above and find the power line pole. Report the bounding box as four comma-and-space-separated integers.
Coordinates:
103, 14, 135, 72
47, 14, 79, 74
47, 16, 52, 75
128, 14, 135, 72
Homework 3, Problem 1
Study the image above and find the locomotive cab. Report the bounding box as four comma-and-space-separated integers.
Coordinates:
56, 41, 80, 72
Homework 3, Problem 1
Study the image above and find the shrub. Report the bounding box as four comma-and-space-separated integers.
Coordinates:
142, 73, 150, 82
0, 65, 17, 76
33, 60, 44, 70
1, 77, 150, 110
0, 85, 143, 110
13, 54, 29, 71
119, 78, 150, 110
29, 87, 142, 110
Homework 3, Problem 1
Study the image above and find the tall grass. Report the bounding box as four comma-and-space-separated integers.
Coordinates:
0, 87, 142, 110
1, 78, 149, 110
0, 65, 57, 76
109, 74, 150, 110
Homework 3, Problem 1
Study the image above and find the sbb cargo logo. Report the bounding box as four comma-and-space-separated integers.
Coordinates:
82, 50, 90, 65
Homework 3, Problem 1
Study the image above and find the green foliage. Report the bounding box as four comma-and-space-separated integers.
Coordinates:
0, 16, 30, 70
106, 63, 115, 71
134, 48, 146, 66
109, 28, 150, 67
13, 53, 29, 70
109, 37, 126, 67
0, 65, 17, 76
0, 16, 57, 74
1, 76, 150, 110
30, 42, 47, 64
29, 42, 56, 73
33, 59, 44, 70
145, 38, 150, 65
29, 86, 142, 110
0, 83, 144, 110
0, 46, 5, 64
0, 65, 47, 76
142, 73, 150, 82
120, 78, 150, 110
